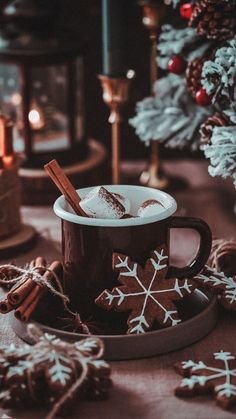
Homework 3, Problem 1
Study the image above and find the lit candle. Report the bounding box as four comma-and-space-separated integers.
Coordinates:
0, 116, 14, 168
102, 0, 127, 77
28, 102, 45, 130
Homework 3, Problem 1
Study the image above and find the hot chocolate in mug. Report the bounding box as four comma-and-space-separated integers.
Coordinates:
54, 185, 212, 324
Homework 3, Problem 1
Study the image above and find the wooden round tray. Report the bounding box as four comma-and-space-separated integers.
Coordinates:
20, 139, 108, 205
10, 289, 218, 361
0, 224, 37, 259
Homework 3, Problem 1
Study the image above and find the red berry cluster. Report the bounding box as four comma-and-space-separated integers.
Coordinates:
167, 55, 187, 75
180, 3, 193, 20
166, 3, 212, 107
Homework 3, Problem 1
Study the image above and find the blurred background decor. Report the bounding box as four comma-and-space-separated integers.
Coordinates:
0, 115, 36, 257
138, 0, 169, 189
0, 0, 235, 201
0, 0, 107, 204
99, 0, 134, 184
130, 0, 236, 191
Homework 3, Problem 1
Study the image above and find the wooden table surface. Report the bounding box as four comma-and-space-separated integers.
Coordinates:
0, 159, 236, 419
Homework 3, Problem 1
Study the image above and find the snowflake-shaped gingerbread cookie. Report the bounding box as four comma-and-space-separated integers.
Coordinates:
95, 245, 197, 334
193, 266, 236, 310
0, 326, 112, 417
175, 350, 236, 410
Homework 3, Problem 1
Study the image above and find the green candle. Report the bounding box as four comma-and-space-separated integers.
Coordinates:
102, 0, 127, 77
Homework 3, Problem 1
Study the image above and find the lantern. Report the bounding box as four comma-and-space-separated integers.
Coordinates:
0, 0, 87, 167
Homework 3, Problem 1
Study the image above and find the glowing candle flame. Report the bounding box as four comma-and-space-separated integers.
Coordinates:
28, 106, 44, 130
29, 109, 40, 124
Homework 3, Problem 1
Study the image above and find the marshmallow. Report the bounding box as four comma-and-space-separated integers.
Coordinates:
137, 199, 165, 218
79, 186, 126, 219
112, 193, 131, 215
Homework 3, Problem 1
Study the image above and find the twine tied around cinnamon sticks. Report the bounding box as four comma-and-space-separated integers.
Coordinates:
0, 323, 111, 419
0, 257, 69, 322
27, 324, 97, 419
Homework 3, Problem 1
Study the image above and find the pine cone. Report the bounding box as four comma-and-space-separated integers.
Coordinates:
186, 57, 205, 97
189, 0, 236, 41
200, 111, 230, 144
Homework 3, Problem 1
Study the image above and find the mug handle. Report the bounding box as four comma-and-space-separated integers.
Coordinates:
167, 216, 212, 278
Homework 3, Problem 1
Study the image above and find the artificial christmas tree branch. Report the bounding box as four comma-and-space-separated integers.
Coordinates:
130, 0, 236, 190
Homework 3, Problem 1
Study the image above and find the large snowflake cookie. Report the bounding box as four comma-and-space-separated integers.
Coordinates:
193, 266, 236, 310
175, 350, 236, 410
95, 245, 197, 334
0, 324, 112, 417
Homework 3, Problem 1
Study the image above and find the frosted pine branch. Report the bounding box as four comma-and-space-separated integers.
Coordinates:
202, 39, 236, 105
201, 126, 236, 187
224, 106, 236, 124
130, 74, 212, 150
171, 0, 181, 6
158, 25, 209, 70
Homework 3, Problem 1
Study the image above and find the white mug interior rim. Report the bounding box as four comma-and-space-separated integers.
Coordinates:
53, 185, 177, 227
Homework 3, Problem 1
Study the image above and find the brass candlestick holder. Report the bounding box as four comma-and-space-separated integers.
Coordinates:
99, 74, 133, 184
139, 0, 168, 189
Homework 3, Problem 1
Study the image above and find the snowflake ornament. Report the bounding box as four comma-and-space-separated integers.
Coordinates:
193, 266, 236, 310
95, 245, 197, 334
175, 350, 236, 410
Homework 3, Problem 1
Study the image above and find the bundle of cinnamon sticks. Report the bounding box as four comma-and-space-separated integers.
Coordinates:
0, 257, 63, 322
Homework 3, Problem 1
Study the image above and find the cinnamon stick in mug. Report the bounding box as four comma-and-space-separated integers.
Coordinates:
44, 159, 87, 217
7, 257, 46, 305
15, 260, 63, 322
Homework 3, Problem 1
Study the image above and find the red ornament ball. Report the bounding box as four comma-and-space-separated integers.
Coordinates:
195, 88, 212, 106
180, 3, 193, 20
167, 56, 187, 75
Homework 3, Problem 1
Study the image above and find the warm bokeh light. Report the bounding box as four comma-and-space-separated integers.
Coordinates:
28, 107, 44, 130
28, 109, 41, 125
11, 93, 22, 106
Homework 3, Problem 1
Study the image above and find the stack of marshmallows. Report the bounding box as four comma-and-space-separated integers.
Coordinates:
78, 186, 165, 219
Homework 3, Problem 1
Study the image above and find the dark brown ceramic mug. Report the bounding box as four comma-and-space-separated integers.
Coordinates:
54, 185, 212, 321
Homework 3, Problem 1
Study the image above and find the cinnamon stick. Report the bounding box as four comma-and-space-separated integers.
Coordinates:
7, 257, 46, 305
34, 257, 47, 272
44, 159, 87, 217
0, 299, 14, 314
15, 260, 63, 322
